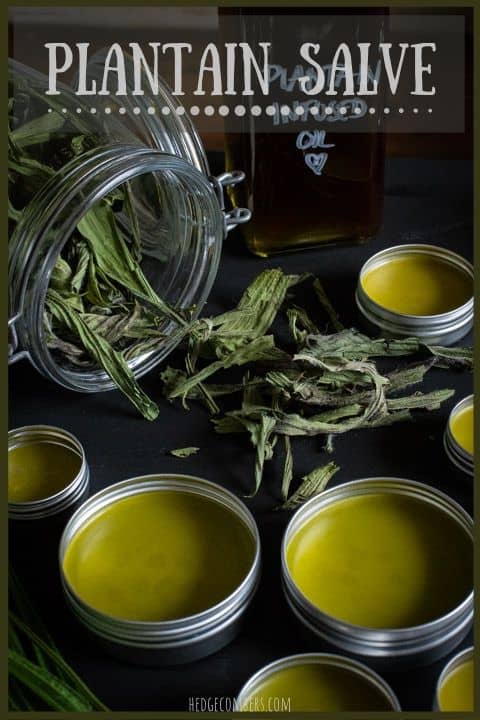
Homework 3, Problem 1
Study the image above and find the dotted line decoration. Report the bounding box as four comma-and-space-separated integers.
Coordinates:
48, 106, 433, 116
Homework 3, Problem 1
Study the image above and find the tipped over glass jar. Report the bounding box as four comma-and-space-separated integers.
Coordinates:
8, 53, 250, 417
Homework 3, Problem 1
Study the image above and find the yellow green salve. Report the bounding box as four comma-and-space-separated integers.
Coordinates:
63, 490, 255, 621
240, 662, 393, 711
451, 404, 474, 455
286, 492, 472, 628
8, 442, 81, 503
438, 658, 474, 712
361, 254, 472, 316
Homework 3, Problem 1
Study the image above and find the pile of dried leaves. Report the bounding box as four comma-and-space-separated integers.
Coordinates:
161, 269, 472, 507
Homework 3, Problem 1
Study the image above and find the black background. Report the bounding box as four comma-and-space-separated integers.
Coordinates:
9, 155, 473, 712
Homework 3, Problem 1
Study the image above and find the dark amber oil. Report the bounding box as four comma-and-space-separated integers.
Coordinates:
226, 130, 385, 257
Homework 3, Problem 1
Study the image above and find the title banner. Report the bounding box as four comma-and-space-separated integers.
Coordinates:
10, 9, 466, 133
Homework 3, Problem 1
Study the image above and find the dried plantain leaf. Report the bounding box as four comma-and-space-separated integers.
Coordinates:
278, 461, 339, 510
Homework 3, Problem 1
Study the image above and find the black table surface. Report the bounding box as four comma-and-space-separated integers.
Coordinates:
9, 155, 473, 712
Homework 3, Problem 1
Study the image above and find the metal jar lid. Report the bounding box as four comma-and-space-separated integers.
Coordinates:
8, 424, 89, 520
59, 474, 261, 665
356, 244, 474, 346
281, 478, 473, 669
236, 653, 401, 711
433, 645, 473, 711
444, 395, 474, 477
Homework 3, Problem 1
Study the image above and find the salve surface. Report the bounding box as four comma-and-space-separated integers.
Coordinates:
63, 490, 254, 621
241, 663, 392, 711
286, 493, 472, 628
451, 405, 474, 455
362, 254, 472, 316
8, 442, 81, 503
438, 659, 474, 712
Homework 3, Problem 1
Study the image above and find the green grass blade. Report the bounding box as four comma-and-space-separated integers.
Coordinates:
10, 613, 108, 711
9, 649, 95, 712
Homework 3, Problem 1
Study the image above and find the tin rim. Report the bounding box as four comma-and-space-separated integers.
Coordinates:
355, 288, 473, 339
434, 646, 473, 711
59, 474, 261, 647
283, 584, 472, 661
281, 478, 473, 647
236, 653, 401, 711
357, 244, 474, 323
8, 424, 89, 519
444, 433, 474, 476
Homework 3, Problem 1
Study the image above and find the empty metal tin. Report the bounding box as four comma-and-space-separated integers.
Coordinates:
434, 646, 474, 711
236, 653, 401, 711
444, 395, 474, 476
281, 478, 473, 669
59, 474, 261, 665
356, 244, 473, 345
8, 424, 89, 521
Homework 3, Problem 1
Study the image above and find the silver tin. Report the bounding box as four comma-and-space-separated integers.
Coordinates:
8, 424, 89, 520
433, 645, 473, 711
281, 478, 473, 669
236, 653, 401, 711
59, 474, 261, 665
356, 244, 474, 346
444, 395, 474, 477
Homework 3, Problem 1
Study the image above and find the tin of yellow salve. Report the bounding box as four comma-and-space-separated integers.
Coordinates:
237, 654, 401, 712
444, 395, 474, 476
451, 404, 474, 454
281, 478, 473, 667
8, 425, 89, 520
356, 244, 473, 344
60, 475, 261, 665
435, 647, 474, 711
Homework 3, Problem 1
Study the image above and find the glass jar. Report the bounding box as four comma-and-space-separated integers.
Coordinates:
8, 54, 250, 393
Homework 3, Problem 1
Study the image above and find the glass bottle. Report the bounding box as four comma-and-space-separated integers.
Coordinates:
222, 9, 386, 257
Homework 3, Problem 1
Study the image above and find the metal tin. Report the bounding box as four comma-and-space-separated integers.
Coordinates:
433, 646, 473, 711
356, 244, 474, 345
444, 395, 474, 476
59, 474, 261, 665
8, 424, 89, 521
281, 478, 473, 669
236, 653, 401, 711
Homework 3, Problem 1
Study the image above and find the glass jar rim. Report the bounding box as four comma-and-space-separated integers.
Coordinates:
70, 48, 210, 176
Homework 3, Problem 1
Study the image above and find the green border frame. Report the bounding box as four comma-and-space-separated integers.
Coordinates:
4, 1, 478, 718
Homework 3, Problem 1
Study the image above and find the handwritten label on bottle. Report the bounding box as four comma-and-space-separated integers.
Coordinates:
296, 129, 335, 175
